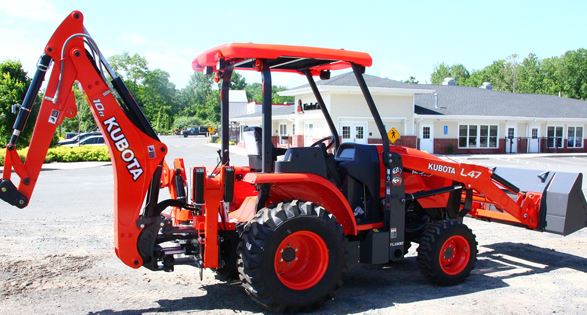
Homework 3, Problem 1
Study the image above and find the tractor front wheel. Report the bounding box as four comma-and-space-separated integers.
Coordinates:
237, 201, 345, 312
417, 220, 477, 285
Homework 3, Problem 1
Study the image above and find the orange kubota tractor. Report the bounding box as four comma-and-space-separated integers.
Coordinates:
2, 11, 587, 312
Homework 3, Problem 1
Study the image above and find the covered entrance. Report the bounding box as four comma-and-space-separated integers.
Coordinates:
528, 125, 540, 153
420, 124, 434, 153
506, 124, 517, 153
340, 121, 368, 144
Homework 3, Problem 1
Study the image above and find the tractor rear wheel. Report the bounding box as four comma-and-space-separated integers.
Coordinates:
417, 220, 477, 285
237, 201, 345, 312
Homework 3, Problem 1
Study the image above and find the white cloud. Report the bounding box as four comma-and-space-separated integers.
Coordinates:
0, 0, 60, 23
0, 27, 47, 75
143, 47, 196, 88
119, 32, 148, 46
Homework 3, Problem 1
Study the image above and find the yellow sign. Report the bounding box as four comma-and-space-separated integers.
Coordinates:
388, 127, 400, 144
208, 127, 216, 134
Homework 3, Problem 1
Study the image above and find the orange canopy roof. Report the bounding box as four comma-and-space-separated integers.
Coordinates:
192, 43, 372, 75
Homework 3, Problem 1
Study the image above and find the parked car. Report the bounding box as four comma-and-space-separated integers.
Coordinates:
182, 126, 210, 137
62, 135, 105, 147
57, 131, 101, 146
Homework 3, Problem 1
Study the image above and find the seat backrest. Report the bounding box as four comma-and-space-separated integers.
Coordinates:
275, 147, 328, 178
243, 126, 263, 170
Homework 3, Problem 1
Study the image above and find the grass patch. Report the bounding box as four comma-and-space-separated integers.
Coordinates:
0, 146, 110, 166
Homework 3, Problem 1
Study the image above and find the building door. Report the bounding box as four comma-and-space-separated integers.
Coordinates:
528, 125, 540, 153
506, 125, 517, 153
420, 124, 434, 153
304, 122, 314, 146
340, 122, 368, 144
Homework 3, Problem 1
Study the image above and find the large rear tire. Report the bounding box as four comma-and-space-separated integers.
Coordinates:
237, 201, 345, 312
417, 220, 477, 285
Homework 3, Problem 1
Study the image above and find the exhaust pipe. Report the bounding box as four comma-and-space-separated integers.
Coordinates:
493, 167, 587, 236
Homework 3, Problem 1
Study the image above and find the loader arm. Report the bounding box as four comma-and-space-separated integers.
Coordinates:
0, 11, 168, 268
393, 147, 540, 227
393, 146, 587, 234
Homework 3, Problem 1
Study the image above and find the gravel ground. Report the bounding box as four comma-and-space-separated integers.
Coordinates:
1, 138, 586, 314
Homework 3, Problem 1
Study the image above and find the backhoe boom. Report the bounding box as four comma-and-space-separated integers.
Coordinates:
0, 11, 168, 268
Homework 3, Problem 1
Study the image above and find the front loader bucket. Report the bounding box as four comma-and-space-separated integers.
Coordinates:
542, 172, 587, 235
493, 167, 587, 236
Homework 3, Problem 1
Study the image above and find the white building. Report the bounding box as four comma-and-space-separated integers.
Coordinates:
231, 72, 587, 154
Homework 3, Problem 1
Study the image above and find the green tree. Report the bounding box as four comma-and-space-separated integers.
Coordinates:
109, 52, 148, 87
245, 82, 293, 104
403, 76, 419, 84
230, 72, 247, 90
431, 63, 451, 84
60, 84, 98, 136
109, 53, 180, 133
557, 49, 587, 100
430, 63, 469, 85
516, 53, 544, 94
0, 60, 33, 147
449, 64, 470, 85
178, 72, 217, 122
138, 69, 177, 132
541, 56, 562, 96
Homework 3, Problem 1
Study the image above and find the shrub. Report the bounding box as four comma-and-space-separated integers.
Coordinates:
0, 146, 110, 166
172, 116, 206, 131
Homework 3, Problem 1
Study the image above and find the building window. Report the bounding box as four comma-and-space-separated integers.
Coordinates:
547, 126, 564, 148
468, 125, 477, 147
342, 126, 351, 139
279, 124, 287, 145
568, 126, 583, 148
459, 124, 498, 148
355, 126, 364, 140
422, 126, 431, 139
531, 128, 538, 139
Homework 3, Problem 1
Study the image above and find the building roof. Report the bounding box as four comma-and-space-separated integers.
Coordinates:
292, 72, 587, 119
232, 105, 295, 119
229, 90, 248, 103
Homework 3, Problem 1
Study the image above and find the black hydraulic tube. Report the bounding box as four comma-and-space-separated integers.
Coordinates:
261, 62, 273, 173
8, 55, 52, 149
351, 64, 390, 165
490, 170, 521, 193
220, 66, 234, 165
304, 71, 340, 150
111, 77, 159, 141
405, 184, 464, 201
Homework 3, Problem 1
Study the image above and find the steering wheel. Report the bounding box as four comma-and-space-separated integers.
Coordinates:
310, 135, 335, 151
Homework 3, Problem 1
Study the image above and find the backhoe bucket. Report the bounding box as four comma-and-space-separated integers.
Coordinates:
493, 167, 587, 235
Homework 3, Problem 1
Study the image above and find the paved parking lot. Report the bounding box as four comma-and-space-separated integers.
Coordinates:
0, 137, 586, 314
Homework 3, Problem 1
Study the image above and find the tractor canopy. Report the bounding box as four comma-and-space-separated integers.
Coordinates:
192, 43, 372, 75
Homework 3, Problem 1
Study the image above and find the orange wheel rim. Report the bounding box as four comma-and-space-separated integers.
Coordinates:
273, 231, 329, 290
438, 235, 470, 275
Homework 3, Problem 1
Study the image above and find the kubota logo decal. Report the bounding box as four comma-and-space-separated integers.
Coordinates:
428, 163, 456, 175
103, 116, 144, 181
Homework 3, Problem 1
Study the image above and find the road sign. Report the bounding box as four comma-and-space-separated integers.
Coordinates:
388, 127, 400, 144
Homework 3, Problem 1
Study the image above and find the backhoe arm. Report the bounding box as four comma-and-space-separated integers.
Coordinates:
0, 11, 168, 268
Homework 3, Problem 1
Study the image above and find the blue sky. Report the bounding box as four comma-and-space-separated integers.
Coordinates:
1, 0, 585, 88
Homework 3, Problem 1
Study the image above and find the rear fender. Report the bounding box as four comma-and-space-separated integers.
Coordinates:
243, 173, 358, 235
